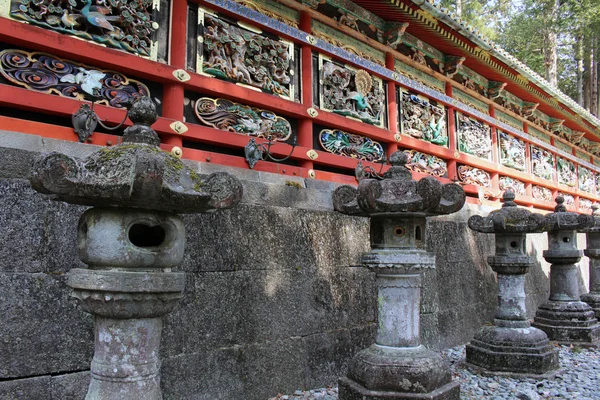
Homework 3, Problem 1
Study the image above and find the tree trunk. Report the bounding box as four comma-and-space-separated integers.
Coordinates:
543, 0, 559, 87
584, 35, 592, 112
592, 34, 598, 116
456, 0, 462, 19
576, 34, 584, 106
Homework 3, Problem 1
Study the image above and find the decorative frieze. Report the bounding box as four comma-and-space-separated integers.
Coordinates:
318, 129, 384, 161
198, 11, 294, 99
3, 0, 160, 59
533, 185, 553, 202
531, 146, 555, 181
395, 59, 445, 93
453, 88, 489, 114
495, 109, 523, 131
557, 192, 575, 206
400, 91, 447, 146
0, 49, 149, 107
529, 126, 551, 144
579, 166, 596, 194
580, 198, 593, 210
194, 97, 292, 141
557, 157, 576, 187
458, 165, 491, 187
233, 0, 299, 27
403, 150, 447, 177
457, 113, 492, 160
499, 176, 525, 196
318, 56, 385, 127
499, 131, 526, 172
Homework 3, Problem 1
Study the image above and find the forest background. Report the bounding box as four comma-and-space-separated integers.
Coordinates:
436, 0, 600, 116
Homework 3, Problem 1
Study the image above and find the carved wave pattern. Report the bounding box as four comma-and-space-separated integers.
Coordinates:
403, 150, 447, 177
320, 60, 385, 127
194, 97, 292, 141
318, 129, 384, 162
458, 165, 491, 187
499, 132, 526, 171
557, 157, 576, 187
499, 176, 525, 196
532, 185, 552, 202
0, 49, 149, 107
9, 0, 157, 57
578, 166, 596, 194
202, 14, 292, 98
457, 114, 492, 160
400, 92, 448, 147
531, 146, 555, 181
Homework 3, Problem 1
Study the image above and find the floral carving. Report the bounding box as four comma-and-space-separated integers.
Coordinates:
0, 49, 149, 107
400, 92, 447, 146
458, 165, 491, 187
201, 14, 293, 98
580, 198, 593, 210
557, 157, 576, 187
457, 114, 492, 160
403, 150, 447, 177
7, 0, 158, 58
532, 186, 552, 202
499, 176, 525, 196
578, 166, 596, 194
499, 132, 525, 171
531, 146, 555, 181
318, 129, 384, 161
320, 59, 385, 126
194, 97, 291, 141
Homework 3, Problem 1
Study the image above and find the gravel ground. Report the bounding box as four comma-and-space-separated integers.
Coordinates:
270, 345, 600, 400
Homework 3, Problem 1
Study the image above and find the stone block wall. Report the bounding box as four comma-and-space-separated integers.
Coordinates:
0, 131, 584, 399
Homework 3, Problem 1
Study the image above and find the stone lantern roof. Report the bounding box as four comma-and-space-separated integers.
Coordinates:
29, 97, 242, 213
468, 192, 545, 234
333, 151, 465, 216
541, 196, 594, 232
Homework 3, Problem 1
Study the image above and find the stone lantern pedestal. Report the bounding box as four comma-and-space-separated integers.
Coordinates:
581, 205, 600, 319
29, 97, 243, 399
533, 197, 599, 345
333, 152, 465, 400
467, 192, 558, 376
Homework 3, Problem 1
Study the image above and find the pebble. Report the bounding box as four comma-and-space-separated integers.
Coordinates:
270, 345, 600, 399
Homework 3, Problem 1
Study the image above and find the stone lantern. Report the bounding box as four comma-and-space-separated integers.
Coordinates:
533, 196, 600, 344
333, 151, 465, 400
581, 204, 600, 319
29, 97, 243, 399
467, 192, 559, 376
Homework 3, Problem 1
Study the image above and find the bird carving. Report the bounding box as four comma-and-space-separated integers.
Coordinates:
81, 0, 120, 31
345, 69, 373, 113
61, 10, 80, 31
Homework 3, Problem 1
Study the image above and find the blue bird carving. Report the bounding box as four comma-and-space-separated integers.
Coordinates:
81, 0, 119, 31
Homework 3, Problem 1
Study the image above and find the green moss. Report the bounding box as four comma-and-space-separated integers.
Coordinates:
285, 180, 302, 189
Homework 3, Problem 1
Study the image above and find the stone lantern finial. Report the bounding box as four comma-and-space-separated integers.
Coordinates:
29, 96, 243, 399
466, 191, 558, 377
333, 150, 465, 400
533, 196, 600, 345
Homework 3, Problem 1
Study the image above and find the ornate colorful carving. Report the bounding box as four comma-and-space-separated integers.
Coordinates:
532, 185, 552, 202
488, 81, 507, 99
385, 22, 409, 49
531, 146, 555, 181
557, 157, 576, 187
400, 92, 447, 146
499, 176, 526, 196
233, 0, 299, 27
498, 132, 526, 171
458, 165, 491, 187
200, 13, 293, 99
194, 97, 292, 141
5, 0, 158, 58
443, 56, 465, 78
579, 166, 596, 194
580, 198, 593, 210
457, 114, 492, 160
403, 150, 447, 177
319, 58, 385, 126
319, 129, 384, 161
0, 49, 149, 107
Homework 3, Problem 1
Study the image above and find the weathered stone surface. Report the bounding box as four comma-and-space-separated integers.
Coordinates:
0, 147, 36, 180
0, 273, 93, 378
